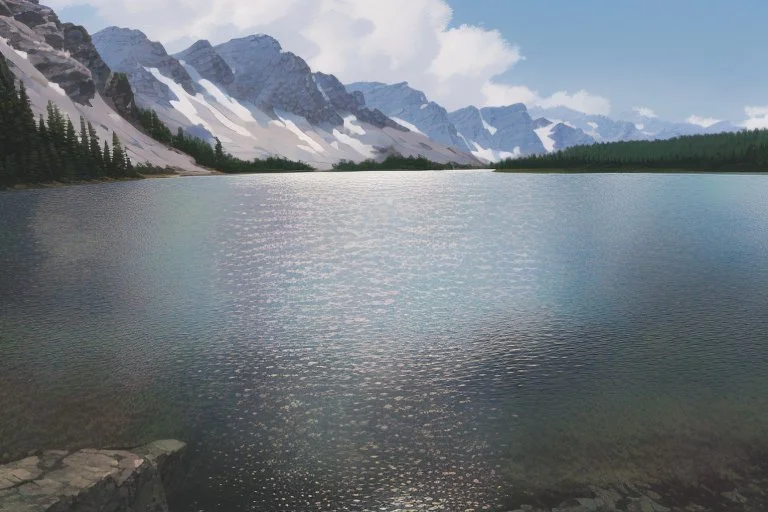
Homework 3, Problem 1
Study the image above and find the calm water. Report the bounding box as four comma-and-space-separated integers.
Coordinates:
2, 172, 768, 510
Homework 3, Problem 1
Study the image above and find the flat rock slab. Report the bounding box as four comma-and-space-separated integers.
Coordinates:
0, 440, 185, 512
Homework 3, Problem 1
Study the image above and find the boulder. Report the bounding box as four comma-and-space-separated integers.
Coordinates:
0, 440, 186, 512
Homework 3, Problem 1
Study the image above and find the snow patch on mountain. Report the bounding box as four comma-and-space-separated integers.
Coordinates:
333, 129, 376, 158
535, 123, 556, 153
479, 110, 498, 135
343, 115, 367, 136
49, 82, 67, 96
276, 115, 326, 154
469, 142, 520, 162
391, 117, 426, 135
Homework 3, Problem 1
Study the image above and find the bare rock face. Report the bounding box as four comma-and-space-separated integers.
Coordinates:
214, 35, 343, 126
0, 440, 186, 512
174, 39, 234, 87
92, 26, 198, 100
0, 0, 135, 108
314, 72, 405, 131
348, 81, 468, 149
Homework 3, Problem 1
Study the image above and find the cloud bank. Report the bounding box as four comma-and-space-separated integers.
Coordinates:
742, 106, 768, 129
47, 0, 610, 114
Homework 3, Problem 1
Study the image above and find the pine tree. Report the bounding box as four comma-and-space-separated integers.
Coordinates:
111, 132, 125, 177
102, 140, 112, 176
87, 122, 103, 177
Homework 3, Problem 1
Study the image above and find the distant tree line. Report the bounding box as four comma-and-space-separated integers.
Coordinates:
497, 129, 768, 172
333, 154, 473, 171
138, 109, 314, 173
0, 54, 135, 188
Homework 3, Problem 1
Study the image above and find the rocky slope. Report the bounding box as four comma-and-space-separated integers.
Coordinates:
92, 28, 479, 168
0, 440, 186, 512
0, 0, 207, 173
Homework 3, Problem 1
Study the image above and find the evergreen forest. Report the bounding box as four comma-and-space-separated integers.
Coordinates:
0, 54, 135, 188
497, 129, 768, 172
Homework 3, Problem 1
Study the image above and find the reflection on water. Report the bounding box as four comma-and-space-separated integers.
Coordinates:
2, 172, 768, 510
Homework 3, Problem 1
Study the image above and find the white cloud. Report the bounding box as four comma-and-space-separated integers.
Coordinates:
686, 115, 721, 128
742, 106, 768, 129
483, 83, 611, 116
632, 107, 657, 118
47, 0, 607, 113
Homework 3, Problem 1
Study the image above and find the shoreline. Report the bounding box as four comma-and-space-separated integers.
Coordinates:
5, 168, 768, 192
494, 168, 768, 175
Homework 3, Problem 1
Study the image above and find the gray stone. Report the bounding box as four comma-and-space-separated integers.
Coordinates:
0, 440, 185, 512
174, 39, 234, 86
0, 0, 125, 105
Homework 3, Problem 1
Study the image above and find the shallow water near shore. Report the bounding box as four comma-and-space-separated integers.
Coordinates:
2, 171, 768, 510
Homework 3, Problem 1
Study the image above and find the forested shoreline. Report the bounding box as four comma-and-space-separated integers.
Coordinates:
496, 129, 768, 172
0, 54, 136, 188
332, 155, 473, 171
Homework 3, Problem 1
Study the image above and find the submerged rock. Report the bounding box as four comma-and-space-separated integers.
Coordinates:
0, 440, 186, 512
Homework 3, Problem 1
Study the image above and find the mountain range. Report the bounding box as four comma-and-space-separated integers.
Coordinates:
0, 0, 749, 172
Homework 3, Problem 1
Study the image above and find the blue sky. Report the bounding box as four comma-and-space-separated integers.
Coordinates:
51, 0, 765, 123
448, 0, 766, 121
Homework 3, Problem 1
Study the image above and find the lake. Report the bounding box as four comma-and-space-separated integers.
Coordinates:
2, 171, 768, 510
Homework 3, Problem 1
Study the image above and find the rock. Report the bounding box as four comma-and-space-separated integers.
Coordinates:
92, 26, 199, 103
0, 0, 111, 104
549, 122, 595, 150
174, 39, 234, 86
314, 72, 404, 131
62, 23, 111, 92
0, 1, 11, 17
533, 117, 553, 129
213, 34, 343, 125
0, 440, 186, 512
626, 496, 670, 512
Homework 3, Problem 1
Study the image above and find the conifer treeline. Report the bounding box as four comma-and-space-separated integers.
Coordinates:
0, 54, 135, 188
497, 129, 768, 172
332, 154, 472, 171
138, 109, 314, 173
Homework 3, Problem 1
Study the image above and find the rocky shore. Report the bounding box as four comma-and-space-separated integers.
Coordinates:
0, 440, 185, 512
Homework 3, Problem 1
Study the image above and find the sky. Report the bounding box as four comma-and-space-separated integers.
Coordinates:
49, 0, 768, 126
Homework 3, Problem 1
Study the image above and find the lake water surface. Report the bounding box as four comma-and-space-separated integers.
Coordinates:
2, 171, 768, 510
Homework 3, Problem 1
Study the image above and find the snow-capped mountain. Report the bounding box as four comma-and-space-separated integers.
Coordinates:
448, 105, 547, 159
0, 0, 206, 173
528, 106, 647, 143
348, 81, 596, 160
532, 118, 595, 152
346, 81, 466, 150
617, 109, 741, 139
92, 28, 478, 168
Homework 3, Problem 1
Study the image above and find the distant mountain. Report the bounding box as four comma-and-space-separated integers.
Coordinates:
617, 109, 741, 139
92, 28, 478, 168
346, 81, 466, 150
448, 104, 547, 159
531, 118, 595, 152
0, 0, 205, 172
528, 106, 647, 143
